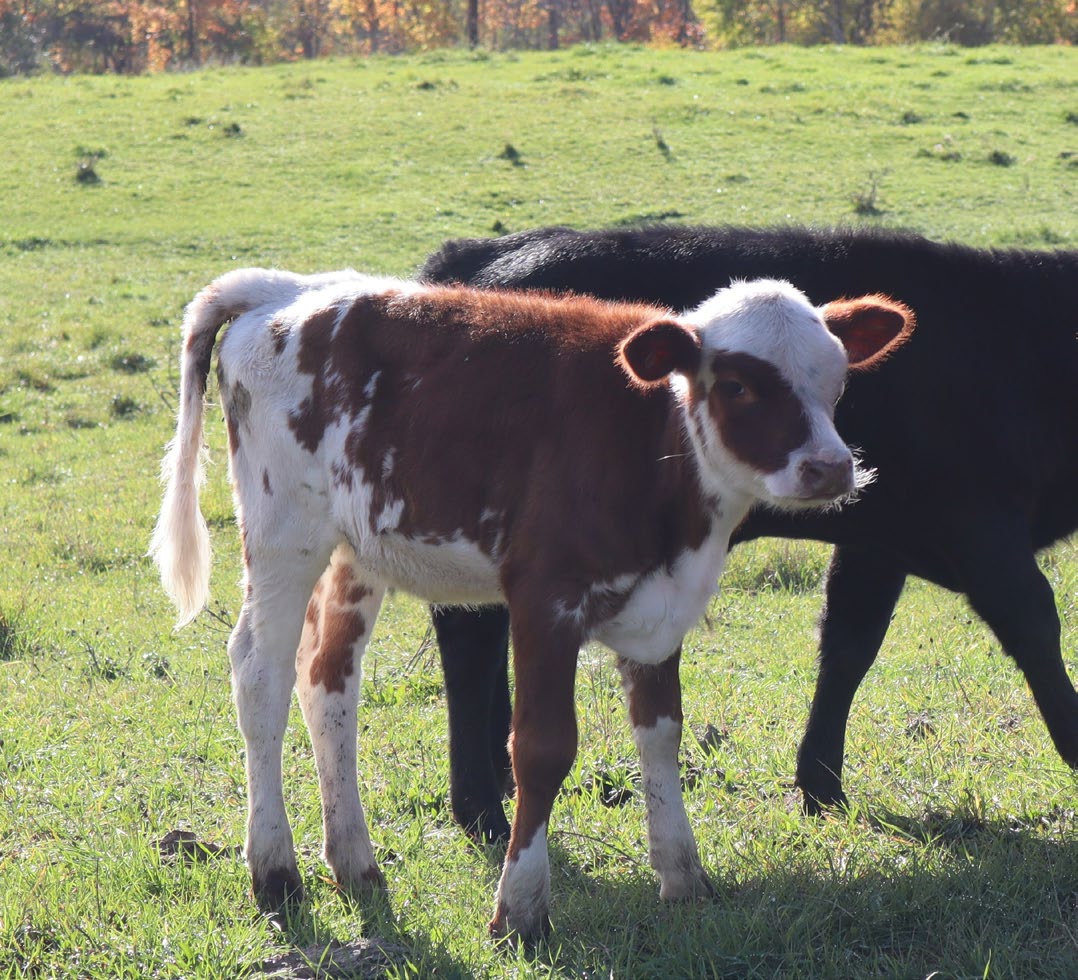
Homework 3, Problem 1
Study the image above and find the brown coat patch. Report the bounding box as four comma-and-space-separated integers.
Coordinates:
307, 562, 373, 694
286, 287, 714, 617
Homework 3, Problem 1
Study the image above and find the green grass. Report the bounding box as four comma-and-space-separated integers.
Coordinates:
1, 43, 1077, 978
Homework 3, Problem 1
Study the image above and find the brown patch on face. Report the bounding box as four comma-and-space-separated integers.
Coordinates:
262, 469, 273, 495
308, 562, 372, 695
705, 350, 809, 473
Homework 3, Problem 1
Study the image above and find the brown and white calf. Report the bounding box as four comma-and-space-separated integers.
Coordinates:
151, 268, 912, 942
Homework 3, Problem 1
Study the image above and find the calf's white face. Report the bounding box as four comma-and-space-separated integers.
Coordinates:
620, 279, 905, 512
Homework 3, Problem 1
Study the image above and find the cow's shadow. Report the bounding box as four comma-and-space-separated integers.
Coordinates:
264, 884, 478, 979
222, 801, 1078, 976
504, 804, 1078, 975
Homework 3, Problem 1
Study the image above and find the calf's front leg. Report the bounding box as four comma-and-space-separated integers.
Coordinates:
618, 650, 713, 901
489, 614, 580, 944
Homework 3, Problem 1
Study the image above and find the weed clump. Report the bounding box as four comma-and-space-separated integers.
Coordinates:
653, 126, 672, 161
0, 606, 36, 661
110, 352, 156, 374
110, 394, 141, 418
918, 135, 962, 162
988, 149, 1016, 167
498, 143, 524, 166
75, 158, 100, 184
74, 146, 106, 185
851, 170, 887, 216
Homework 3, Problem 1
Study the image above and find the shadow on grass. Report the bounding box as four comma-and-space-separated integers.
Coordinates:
253, 884, 478, 979
178, 809, 1078, 976
510, 816, 1078, 978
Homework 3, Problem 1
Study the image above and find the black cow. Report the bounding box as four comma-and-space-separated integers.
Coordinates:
419, 224, 1078, 844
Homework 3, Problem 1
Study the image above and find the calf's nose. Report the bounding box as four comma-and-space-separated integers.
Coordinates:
798, 455, 855, 500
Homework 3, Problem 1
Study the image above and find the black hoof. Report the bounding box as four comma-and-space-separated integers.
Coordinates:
800, 787, 850, 817
253, 866, 304, 914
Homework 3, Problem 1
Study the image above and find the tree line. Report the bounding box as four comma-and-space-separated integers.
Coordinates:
1, 0, 1074, 76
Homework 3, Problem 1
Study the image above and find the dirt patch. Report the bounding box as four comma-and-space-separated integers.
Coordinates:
155, 829, 242, 863
254, 939, 408, 979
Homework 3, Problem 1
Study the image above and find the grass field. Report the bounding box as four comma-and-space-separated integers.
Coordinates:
1, 43, 1077, 979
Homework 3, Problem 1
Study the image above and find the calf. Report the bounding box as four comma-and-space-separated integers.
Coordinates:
417, 224, 1078, 841
152, 267, 910, 941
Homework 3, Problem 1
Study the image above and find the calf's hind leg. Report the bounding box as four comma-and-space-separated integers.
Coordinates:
296, 547, 387, 897
230, 545, 335, 912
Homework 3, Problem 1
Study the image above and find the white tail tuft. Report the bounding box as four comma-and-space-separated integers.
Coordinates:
150, 436, 211, 626
151, 270, 280, 624
150, 267, 363, 625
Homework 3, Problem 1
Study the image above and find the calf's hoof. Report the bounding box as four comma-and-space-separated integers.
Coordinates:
658, 866, 715, 902
337, 864, 388, 901
489, 903, 552, 948
252, 865, 304, 914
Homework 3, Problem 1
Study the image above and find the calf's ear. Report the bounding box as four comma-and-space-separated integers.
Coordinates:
821, 294, 916, 369
618, 319, 702, 387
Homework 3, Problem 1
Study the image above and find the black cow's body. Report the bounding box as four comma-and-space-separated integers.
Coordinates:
420, 224, 1078, 842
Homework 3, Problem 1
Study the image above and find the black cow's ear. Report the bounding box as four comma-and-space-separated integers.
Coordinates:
618, 319, 702, 387
821, 294, 916, 369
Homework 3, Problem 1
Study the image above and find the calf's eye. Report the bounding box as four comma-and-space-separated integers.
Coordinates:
717, 379, 746, 399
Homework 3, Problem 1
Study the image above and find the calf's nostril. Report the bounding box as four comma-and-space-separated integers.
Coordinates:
799, 457, 854, 498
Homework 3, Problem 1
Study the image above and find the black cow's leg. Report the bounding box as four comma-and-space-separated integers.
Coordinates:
796, 545, 907, 815
433, 604, 513, 843
951, 517, 1078, 770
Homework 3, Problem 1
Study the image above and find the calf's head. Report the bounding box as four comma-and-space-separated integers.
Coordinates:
619, 279, 913, 510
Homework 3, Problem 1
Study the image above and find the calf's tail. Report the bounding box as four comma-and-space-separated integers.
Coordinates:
150, 268, 310, 625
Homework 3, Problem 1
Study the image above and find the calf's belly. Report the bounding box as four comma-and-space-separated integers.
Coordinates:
351, 530, 505, 606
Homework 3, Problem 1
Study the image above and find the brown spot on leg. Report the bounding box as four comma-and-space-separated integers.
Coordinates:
619, 647, 683, 729
307, 563, 373, 695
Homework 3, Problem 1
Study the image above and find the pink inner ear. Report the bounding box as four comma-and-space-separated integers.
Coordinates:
823, 296, 915, 368
620, 320, 701, 385
842, 317, 900, 364
645, 340, 673, 376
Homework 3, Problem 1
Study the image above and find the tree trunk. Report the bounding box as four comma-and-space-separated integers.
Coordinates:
186, 0, 200, 65
547, 0, 559, 49
828, 0, 846, 41
466, 0, 479, 47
